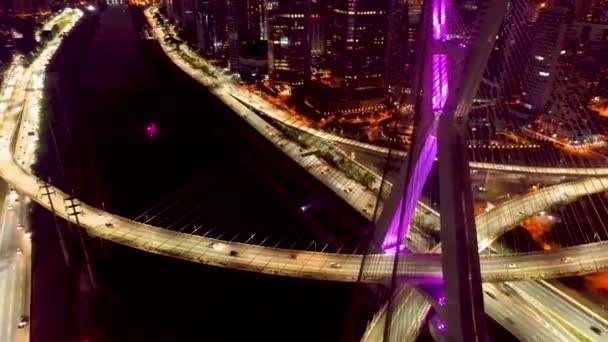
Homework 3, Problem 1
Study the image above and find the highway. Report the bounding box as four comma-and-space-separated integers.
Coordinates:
0, 8, 603, 341
0, 7, 602, 285
0, 192, 31, 342
152, 8, 608, 341
0, 9, 82, 342
0, 6, 600, 342
508, 281, 607, 341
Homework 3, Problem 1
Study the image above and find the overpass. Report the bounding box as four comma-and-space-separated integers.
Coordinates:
1, 8, 607, 286
3, 128, 608, 283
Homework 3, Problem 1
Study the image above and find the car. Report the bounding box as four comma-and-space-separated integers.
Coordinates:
517, 211, 525, 216
505, 317, 515, 325
289, 253, 298, 260
560, 257, 573, 264
477, 186, 487, 192
17, 224, 23, 230
7, 204, 13, 210
208, 242, 224, 251
16, 248, 22, 255
329, 262, 341, 269
507, 263, 516, 268
17, 315, 28, 328
229, 250, 239, 257
590, 326, 602, 335
104, 222, 114, 228
484, 290, 497, 300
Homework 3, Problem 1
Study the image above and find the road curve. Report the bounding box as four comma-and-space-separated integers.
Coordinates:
2, 8, 608, 285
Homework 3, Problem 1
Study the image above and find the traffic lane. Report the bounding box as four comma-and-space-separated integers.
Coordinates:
514, 281, 607, 340
483, 283, 576, 340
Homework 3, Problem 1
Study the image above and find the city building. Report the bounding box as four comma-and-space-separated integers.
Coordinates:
576, 0, 608, 23
385, 0, 421, 102
195, 0, 219, 55
521, 5, 573, 111
574, 21, 608, 102
310, 0, 334, 68
226, 0, 267, 74
292, 80, 386, 118
238, 0, 262, 48
310, 9, 324, 59
1, 0, 49, 14
331, 0, 389, 91
226, 0, 241, 72
267, 0, 310, 90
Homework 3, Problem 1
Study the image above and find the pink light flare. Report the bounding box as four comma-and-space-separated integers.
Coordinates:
146, 123, 158, 137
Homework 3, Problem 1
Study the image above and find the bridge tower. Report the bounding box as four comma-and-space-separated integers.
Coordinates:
360, 0, 511, 340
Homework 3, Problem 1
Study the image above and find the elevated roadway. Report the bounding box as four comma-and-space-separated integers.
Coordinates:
0, 8, 82, 342
0, 8, 606, 286
2, 140, 608, 283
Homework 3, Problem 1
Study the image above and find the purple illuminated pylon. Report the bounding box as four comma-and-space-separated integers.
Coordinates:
381, 0, 448, 250
432, 0, 447, 40
382, 133, 438, 249
432, 54, 449, 111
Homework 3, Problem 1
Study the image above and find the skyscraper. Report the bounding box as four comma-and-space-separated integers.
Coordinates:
576, 0, 608, 23
267, 0, 310, 89
331, 0, 389, 91
226, 0, 241, 72
195, 0, 219, 54
522, 5, 572, 110
226, 0, 267, 73
385, 0, 422, 100
238, 0, 262, 47
310, 6, 325, 59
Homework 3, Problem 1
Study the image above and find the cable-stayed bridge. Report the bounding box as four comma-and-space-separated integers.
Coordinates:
4, 1, 608, 341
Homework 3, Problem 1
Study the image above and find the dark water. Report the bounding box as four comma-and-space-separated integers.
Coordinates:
30, 7, 379, 342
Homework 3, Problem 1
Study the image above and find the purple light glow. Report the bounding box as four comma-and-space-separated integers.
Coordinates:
384, 244, 407, 255
432, 54, 449, 111
382, 134, 438, 250
146, 123, 158, 137
381, 0, 448, 250
432, 0, 447, 40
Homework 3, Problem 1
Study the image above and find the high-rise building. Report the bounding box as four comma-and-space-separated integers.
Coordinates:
2, 0, 49, 14
195, 0, 219, 54
226, 0, 241, 72
576, 0, 608, 23
310, 8, 325, 58
267, 0, 310, 89
574, 21, 608, 98
238, 0, 262, 47
385, 0, 421, 100
226, 0, 266, 73
331, 0, 389, 91
521, 5, 572, 110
